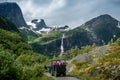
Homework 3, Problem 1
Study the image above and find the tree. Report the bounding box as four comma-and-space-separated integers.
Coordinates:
0, 50, 22, 80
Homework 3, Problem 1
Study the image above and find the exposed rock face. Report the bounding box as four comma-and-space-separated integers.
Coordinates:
0, 2, 27, 27
35, 19, 47, 30
31, 19, 38, 24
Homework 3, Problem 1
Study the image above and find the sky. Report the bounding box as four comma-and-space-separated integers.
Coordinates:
0, 0, 120, 28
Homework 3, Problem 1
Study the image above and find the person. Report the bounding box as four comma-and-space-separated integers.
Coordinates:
60, 61, 66, 66
60, 61, 66, 72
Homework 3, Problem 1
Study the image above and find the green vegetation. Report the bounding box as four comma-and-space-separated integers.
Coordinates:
0, 29, 52, 80
0, 50, 22, 80
31, 31, 63, 56
0, 16, 19, 32
63, 45, 94, 60
65, 27, 91, 44
70, 38, 120, 80
0, 29, 33, 56
33, 31, 63, 45
19, 29, 39, 42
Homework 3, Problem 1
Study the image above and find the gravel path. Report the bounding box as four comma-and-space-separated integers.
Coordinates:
56, 76, 81, 80
45, 73, 81, 80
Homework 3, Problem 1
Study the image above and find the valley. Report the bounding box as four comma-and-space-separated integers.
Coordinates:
0, 1, 120, 80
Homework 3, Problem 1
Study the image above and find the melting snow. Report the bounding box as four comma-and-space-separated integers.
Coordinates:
27, 21, 36, 29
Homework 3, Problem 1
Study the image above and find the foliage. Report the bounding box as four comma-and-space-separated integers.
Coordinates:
70, 38, 120, 79
16, 54, 49, 66
64, 45, 93, 59
72, 61, 90, 71
0, 16, 19, 32
21, 64, 44, 80
0, 29, 33, 56
0, 29, 51, 80
33, 31, 63, 45
30, 75, 53, 80
83, 38, 120, 79
19, 29, 39, 42
0, 49, 22, 80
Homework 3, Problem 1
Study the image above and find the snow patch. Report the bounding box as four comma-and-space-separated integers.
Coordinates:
27, 21, 36, 29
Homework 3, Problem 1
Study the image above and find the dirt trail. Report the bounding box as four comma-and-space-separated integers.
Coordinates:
45, 73, 81, 80
55, 76, 81, 80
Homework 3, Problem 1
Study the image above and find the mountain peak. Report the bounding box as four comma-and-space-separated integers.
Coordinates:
80, 14, 119, 44
97, 14, 114, 20
99, 14, 112, 17
0, 2, 17, 5
0, 2, 27, 27
35, 19, 47, 30
85, 14, 118, 27
40, 19, 44, 22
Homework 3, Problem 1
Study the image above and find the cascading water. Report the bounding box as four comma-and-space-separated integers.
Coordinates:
117, 21, 120, 28
59, 34, 65, 57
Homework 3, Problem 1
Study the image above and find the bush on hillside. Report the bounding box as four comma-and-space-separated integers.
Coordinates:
0, 50, 22, 80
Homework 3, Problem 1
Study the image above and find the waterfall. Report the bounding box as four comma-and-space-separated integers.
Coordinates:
117, 21, 120, 28
59, 34, 65, 57
61, 34, 64, 53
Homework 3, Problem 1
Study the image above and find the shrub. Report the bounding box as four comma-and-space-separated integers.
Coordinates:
21, 64, 44, 80
0, 50, 22, 80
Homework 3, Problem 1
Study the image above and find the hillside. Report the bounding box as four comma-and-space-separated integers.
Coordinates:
0, 16, 19, 33
31, 14, 120, 55
0, 16, 52, 80
31, 31, 63, 56
69, 39, 120, 80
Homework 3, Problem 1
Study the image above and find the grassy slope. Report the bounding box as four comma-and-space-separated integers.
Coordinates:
33, 31, 63, 45
70, 39, 120, 80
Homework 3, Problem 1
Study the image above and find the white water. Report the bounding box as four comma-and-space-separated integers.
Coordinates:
117, 21, 120, 28
61, 34, 65, 53
59, 34, 65, 57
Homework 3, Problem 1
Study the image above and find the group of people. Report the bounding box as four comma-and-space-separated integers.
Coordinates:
51, 60, 66, 72
44, 60, 66, 73
52, 61, 66, 66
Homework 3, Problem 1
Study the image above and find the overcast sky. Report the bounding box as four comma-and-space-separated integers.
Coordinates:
0, 0, 120, 28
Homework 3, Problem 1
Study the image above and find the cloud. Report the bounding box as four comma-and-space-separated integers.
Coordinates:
0, 0, 120, 28
19, 0, 66, 21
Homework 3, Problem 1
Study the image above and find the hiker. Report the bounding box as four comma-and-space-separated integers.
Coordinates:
52, 61, 56, 72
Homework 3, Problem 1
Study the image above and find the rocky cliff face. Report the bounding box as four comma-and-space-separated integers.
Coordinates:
0, 2, 27, 27
34, 19, 47, 30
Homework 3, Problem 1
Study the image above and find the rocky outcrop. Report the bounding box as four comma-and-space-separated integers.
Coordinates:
34, 19, 48, 30
0, 2, 27, 27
